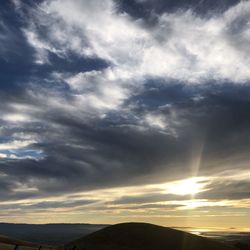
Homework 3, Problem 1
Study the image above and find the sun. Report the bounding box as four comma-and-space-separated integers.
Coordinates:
168, 177, 204, 196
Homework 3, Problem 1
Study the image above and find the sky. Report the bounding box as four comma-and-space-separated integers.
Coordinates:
0, 0, 250, 230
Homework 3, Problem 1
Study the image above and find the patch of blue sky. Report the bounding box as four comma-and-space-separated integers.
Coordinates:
0, 149, 45, 161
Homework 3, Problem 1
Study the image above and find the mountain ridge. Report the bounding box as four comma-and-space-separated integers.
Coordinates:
65, 222, 238, 250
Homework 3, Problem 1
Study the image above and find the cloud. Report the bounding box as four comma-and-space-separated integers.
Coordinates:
123, 0, 241, 18
0, 140, 35, 151
196, 171, 250, 200
0, 0, 250, 223
1, 80, 250, 202
0, 199, 98, 211
64, 69, 129, 112
22, 0, 250, 83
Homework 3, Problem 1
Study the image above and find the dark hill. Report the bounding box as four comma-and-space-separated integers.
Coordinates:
0, 235, 55, 249
65, 222, 238, 250
0, 235, 38, 247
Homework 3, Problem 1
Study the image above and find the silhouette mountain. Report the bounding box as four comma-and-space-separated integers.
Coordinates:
65, 222, 238, 250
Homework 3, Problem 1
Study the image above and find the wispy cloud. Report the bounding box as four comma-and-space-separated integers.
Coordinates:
23, 0, 250, 83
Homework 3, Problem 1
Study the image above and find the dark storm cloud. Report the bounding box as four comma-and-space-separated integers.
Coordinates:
0, 173, 39, 201
100, 203, 184, 211
26, 199, 98, 209
129, 82, 250, 171
112, 193, 191, 205
124, 204, 184, 210
1, 81, 250, 201
197, 180, 250, 200
0, 199, 98, 211
117, 0, 241, 24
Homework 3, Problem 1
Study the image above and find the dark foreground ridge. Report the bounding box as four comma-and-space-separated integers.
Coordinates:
0, 234, 54, 250
65, 222, 238, 250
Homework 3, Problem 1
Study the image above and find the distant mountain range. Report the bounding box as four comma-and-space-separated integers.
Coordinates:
0, 222, 107, 245
0, 222, 249, 250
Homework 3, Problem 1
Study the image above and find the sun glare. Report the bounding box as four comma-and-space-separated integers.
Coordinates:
168, 178, 204, 196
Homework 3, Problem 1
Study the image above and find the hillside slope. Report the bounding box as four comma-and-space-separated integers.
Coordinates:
65, 222, 238, 250
0, 235, 54, 250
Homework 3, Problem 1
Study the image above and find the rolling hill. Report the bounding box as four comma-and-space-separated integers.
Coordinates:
65, 222, 238, 250
0, 235, 54, 250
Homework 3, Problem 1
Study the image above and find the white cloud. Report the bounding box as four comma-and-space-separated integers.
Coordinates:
9, 0, 250, 151
17, 0, 250, 132
0, 103, 40, 127
3, 113, 31, 123
144, 113, 167, 130
23, 29, 63, 64
0, 136, 44, 160
23, 0, 250, 83
0, 140, 36, 151
65, 69, 129, 112
0, 153, 8, 159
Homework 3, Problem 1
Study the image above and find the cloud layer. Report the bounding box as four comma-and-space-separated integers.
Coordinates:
0, 0, 250, 226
